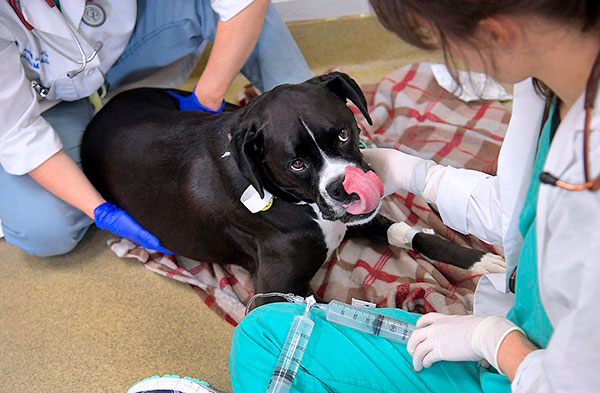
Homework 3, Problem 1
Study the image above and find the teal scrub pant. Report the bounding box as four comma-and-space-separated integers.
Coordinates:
0, 0, 311, 256
230, 303, 510, 393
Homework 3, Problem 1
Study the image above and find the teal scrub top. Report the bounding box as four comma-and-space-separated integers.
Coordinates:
480, 97, 557, 392
505, 97, 557, 348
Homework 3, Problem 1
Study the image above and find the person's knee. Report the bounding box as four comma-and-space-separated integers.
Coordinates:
231, 302, 302, 361
3, 212, 91, 257
24, 233, 82, 257
230, 302, 303, 392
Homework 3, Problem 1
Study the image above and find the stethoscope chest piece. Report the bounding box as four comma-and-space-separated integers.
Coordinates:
82, 2, 106, 27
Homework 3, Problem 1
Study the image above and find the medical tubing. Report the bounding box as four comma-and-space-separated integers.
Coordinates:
265, 311, 315, 393
321, 300, 415, 343
245, 292, 305, 315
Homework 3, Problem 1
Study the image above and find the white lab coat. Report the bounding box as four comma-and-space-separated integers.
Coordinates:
0, 0, 136, 175
436, 78, 600, 392
0, 0, 255, 176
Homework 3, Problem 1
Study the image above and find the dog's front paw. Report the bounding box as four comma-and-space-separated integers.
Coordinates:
469, 253, 506, 274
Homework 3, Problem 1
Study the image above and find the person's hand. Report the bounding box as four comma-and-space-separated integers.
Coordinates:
94, 201, 174, 255
361, 148, 436, 198
407, 313, 523, 373
167, 89, 225, 113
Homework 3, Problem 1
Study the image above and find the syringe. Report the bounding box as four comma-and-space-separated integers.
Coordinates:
259, 294, 415, 393
317, 300, 415, 343
265, 296, 316, 393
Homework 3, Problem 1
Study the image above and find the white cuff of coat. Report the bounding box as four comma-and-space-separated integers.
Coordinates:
436, 166, 491, 235
511, 349, 545, 393
210, 0, 256, 21
0, 116, 63, 175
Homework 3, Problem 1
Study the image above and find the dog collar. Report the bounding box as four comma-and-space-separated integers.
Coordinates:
241, 185, 274, 213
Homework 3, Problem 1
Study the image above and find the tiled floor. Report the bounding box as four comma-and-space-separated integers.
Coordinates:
0, 16, 440, 393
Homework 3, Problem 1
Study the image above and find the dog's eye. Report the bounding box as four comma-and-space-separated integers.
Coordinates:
338, 127, 350, 143
291, 159, 307, 171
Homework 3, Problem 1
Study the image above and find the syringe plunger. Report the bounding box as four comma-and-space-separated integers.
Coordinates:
265, 313, 314, 393
324, 300, 414, 343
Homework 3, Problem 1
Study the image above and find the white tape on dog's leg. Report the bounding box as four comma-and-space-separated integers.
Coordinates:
387, 222, 422, 250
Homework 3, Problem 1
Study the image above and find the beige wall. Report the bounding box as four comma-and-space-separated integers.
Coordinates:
274, 0, 372, 22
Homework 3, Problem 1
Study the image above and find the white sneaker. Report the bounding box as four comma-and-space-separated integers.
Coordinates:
126, 374, 228, 393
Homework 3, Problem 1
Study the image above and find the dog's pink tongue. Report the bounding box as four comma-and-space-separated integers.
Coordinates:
342, 166, 384, 215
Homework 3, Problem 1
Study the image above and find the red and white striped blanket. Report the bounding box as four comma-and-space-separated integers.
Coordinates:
108, 63, 510, 326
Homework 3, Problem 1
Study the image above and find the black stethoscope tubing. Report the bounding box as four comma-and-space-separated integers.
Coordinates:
538, 50, 600, 192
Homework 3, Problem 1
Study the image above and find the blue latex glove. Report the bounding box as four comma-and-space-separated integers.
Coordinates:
94, 201, 174, 255
167, 89, 225, 113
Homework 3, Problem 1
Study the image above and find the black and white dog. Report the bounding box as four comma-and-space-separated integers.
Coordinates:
81, 73, 503, 299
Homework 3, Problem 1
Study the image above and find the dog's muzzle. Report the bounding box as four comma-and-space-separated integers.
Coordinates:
317, 166, 384, 224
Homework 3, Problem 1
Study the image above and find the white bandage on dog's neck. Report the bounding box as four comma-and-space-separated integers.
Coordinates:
387, 222, 434, 250
240, 185, 274, 213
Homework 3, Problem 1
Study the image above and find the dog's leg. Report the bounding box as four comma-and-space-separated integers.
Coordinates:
249, 239, 327, 309
344, 214, 395, 244
347, 215, 504, 274
411, 233, 505, 274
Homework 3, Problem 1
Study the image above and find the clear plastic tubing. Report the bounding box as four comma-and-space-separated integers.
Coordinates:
265, 312, 314, 393
323, 300, 415, 343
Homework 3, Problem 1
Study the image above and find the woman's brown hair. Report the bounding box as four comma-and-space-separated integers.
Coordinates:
368, 0, 600, 98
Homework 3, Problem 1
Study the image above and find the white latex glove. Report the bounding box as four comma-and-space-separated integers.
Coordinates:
407, 313, 524, 373
361, 148, 445, 203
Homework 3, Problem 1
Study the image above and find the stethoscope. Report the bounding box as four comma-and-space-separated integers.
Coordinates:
8, 0, 106, 78
538, 49, 600, 192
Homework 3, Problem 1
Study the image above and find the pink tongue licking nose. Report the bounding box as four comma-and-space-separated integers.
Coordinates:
342, 166, 384, 215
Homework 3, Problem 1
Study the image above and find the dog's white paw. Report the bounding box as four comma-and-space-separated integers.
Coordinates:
469, 253, 506, 274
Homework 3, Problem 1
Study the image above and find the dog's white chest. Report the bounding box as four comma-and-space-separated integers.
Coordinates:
309, 204, 347, 260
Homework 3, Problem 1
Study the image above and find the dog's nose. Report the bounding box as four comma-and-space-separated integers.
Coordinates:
326, 177, 359, 203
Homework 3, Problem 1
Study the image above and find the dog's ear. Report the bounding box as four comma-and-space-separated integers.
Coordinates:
311, 72, 373, 126
231, 123, 266, 198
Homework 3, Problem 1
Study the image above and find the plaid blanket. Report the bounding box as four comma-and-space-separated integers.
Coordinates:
108, 63, 510, 326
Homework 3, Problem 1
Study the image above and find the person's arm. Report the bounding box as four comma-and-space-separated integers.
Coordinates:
407, 313, 538, 381
194, 0, 269, 110
28, 150, 104, 219
407, 313, 527, 374
496, 330, 537, 380
29, 151, 173, 254
1, 21, 172, 254
408, 144, 600, 391
508, 143, 600, 392
0, 24, 63, 177
1, 37, 101, 218
362, 148, 503, 244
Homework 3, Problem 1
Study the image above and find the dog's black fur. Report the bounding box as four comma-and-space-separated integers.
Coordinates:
81, 73, 501, 300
